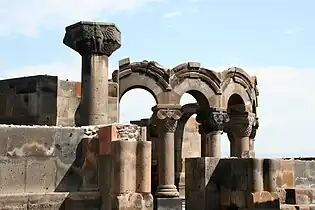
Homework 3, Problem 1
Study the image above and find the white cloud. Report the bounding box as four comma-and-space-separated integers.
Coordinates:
0, 0, 162, 36
163, 11, 182, 19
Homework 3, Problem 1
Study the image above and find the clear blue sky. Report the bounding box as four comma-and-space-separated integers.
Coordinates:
0, 0, 314, 157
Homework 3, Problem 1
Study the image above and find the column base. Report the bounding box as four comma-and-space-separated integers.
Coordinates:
155, 185, 179, 197
154, 197, 182, 210
112, 193, 153, 210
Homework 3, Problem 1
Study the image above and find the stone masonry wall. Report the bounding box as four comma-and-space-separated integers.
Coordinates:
0, 124, 88, 193
57, 80, 118, 126
0, 75, 119, 126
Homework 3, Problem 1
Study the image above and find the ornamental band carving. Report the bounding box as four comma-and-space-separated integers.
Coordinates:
196, 108, 229, 134
155, 108, 181, 133
63, 21, 121, 56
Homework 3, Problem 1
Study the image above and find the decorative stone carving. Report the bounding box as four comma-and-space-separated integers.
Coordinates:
226, 112, 256, 137
249, 117, 259, 139
196, 108, 230, 134
63, 21, 121, 56
155, 108, 182, 133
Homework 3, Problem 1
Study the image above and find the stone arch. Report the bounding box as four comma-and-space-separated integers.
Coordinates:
171, 62, 221, 107
113, 60, 171, 104
174, 103, 200, 197
221, 67, 257, 112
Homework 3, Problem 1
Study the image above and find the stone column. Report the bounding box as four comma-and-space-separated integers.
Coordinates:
196, 108, 229, 157
226, 111, 256, 158
249, 117, 259, 157
63, 21, 121, 125
152, 104, 181, 198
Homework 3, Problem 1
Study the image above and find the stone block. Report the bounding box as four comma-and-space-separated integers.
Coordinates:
295, 160, 315, 188
54, 127, 85, 191
57, 80, 76, 98
285, 188, 315, 205
185, 157, 221, 210
247, 191, 280, 209
280, 159, 295, 188
4, 126, 56, 157
65, 192, 100, 210
113, 193, 153, 210
0, 194, 28, 209
98, 123, 142, 155
0, 157, 26, 194
154, 197, 182, 210
57, 96, 70, 118
25, 157, 56, 193
28, 193, 67, 210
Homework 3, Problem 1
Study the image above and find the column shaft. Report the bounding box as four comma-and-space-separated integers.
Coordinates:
196, 108, 229, 157
81, 55, 108, 125
205, 131, 221, 157
152, 105, 181, 198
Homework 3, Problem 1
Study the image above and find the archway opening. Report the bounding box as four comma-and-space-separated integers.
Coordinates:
119, 88, 156, 123
228, 93, 245, 108
176, 93, 202, 198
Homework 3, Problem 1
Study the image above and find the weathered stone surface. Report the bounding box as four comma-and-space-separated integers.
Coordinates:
26, 157, 57, 193
112, 193, 153, 210
285, 188, 315, 205
63, 21, 121, 56
0, 192, 100, 210
0, 157, 26, 194
185, 157, 221, 210
154, 197, 181, 210
295, 160, 315, 189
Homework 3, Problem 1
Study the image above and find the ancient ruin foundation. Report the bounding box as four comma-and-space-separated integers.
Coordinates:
0, 20, 313, 210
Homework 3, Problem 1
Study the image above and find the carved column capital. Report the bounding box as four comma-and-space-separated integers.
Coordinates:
152, 105, 182, 133
196, 108, 229, 134
63, 21, 121, 56
249, 117, 259, 139
226, 112, 256, 137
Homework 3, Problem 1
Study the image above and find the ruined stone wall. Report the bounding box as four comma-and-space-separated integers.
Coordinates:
178, 116, 201, 198
185, 157, 315, 210
0, 125, 88, 193
0, 75, 119, 126
57, 80, 118, 126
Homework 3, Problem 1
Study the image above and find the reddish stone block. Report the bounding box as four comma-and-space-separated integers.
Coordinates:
75, 82, 81, 97
282, 171, 295, 188
282, 160, 295, 172
98, 125, 115, 155
247, 191, 280, 209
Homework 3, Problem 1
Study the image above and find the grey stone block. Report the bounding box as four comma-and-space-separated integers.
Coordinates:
54, 127, 85, 192
28, 193, 67, 210
0, 157, 26, 194
154, 197, 182, 210
25, 157, 56, 193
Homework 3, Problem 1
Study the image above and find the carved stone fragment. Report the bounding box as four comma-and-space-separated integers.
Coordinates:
155, 108, 182, 133
196, 108, 229, 134
226, 112, 256, 137
63, 21, 121, 56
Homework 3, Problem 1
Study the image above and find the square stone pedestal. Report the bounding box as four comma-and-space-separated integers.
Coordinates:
154, 197, 182, 210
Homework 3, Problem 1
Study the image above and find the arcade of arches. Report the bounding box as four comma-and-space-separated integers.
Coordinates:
115, 58, 259, 198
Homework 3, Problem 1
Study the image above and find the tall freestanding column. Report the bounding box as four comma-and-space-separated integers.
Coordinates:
196, 108, 229, 157
63, 21, 121, 125
152, 104, 181, 198
226, 111, 256, 158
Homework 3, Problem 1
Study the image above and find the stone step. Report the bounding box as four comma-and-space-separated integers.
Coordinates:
281, 204, 315, 210
285, 188, 315, 205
